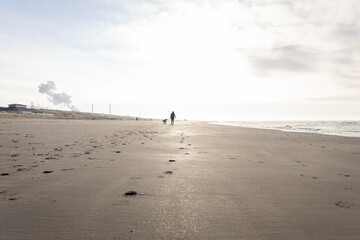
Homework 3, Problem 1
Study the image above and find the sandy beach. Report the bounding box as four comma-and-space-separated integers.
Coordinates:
1, 118, 359, 240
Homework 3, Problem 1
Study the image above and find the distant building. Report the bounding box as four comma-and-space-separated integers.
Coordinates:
9, 104, 27, 108
0, 103, 39, 114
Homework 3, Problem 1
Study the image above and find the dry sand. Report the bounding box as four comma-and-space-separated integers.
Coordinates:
0, 118, 359, 239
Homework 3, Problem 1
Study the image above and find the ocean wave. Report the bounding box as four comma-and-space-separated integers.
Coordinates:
211, 121, 360, 138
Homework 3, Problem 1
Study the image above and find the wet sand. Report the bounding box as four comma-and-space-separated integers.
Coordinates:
1, 118, 359, 239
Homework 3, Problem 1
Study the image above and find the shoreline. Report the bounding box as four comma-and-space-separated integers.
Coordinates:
1, 118, 359, 239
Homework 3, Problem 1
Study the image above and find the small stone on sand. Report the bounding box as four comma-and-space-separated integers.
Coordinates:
125, 191, 137, 196
43, 170, 53, 174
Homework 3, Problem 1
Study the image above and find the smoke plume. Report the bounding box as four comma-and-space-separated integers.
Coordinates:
38, 81, 79, 111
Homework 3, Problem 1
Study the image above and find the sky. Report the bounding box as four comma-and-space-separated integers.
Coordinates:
0, 0, 359, 121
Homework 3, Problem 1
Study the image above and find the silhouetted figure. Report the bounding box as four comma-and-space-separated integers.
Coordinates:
170, 111, 176, 125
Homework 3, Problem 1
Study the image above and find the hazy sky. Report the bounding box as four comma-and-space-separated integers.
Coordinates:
1, 0, 359, 120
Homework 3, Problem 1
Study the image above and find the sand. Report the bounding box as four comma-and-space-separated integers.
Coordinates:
0, 118, 359, 239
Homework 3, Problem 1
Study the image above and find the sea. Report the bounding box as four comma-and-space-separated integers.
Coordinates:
211, 121, 360, 138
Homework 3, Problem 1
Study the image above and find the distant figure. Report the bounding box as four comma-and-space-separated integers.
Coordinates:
170, 111, 176, 125
162, 119, 167, 124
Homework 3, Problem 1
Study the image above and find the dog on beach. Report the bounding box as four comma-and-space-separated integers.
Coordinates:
162, 119, 167, 124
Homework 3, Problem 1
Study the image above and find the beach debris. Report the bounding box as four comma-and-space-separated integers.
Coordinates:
1, 173, 9, 176
124, 191, 137, 196
344, 174, 350, 177
164, 171, 173, 174
54, 147, 63, 151
335, 201, 353, 209
169, 160, 176, 162
43, 170, 53, 174
10, 153, 20, 157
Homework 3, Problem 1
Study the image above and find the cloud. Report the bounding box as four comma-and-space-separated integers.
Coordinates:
247, 45, 318, 76
38, 81, 78, 111
312, 95, 360, 103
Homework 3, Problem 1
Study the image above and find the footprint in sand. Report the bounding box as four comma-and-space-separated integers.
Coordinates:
71, 153, 82, 158
335, 201, 354, 209
61, 168, 74, 171
43, 170, 53, 174
164, 171, 173, 174
339, 174, 350, 177
344, 188, 360, 194
7, 194, 20, 201
17, 168, 30, 172
169, 160, 176, 162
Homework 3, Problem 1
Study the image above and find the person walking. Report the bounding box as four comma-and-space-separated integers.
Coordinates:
170, 111, 176, 125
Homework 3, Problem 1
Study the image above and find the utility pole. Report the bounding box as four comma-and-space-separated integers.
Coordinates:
109, 104, 111, 115
92, 104, 93, 113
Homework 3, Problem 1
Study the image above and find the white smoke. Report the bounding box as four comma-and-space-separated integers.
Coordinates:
38, 81, 79, 111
